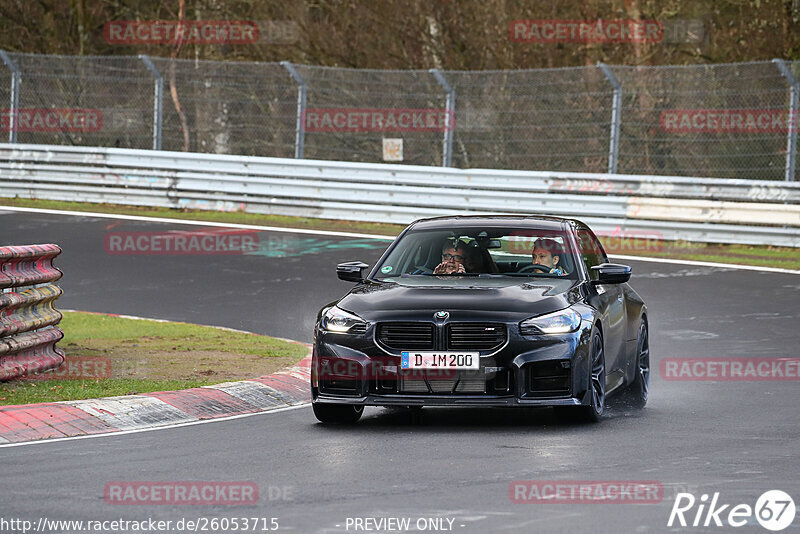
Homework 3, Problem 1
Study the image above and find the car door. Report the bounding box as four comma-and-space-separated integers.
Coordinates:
576, 226, 626, 390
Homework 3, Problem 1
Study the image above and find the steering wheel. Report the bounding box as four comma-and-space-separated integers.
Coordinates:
517, 263, 553, 274
412, 265, 433, 275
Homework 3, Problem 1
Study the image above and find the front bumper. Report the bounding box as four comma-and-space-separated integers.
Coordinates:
311, 318, 595, 408
312, 393, 585, 408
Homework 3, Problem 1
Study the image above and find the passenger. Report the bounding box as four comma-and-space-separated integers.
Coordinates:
462, 243, 483, 273
462, 242, 499, 273
531, 238, 567, 275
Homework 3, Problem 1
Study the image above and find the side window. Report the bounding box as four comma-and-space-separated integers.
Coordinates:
577, 228, 608, 280
405, 240, 431, 273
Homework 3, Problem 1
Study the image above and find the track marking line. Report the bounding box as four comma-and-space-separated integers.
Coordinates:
609, 254, 800, 275
0, 205, 395, 240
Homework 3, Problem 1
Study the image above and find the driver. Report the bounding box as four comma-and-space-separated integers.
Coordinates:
531, 238, 567, 276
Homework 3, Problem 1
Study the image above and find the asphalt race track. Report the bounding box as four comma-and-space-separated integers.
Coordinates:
1, 209, 799, 533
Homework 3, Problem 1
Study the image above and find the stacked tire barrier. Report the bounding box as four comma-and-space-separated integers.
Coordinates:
0, 244, 64, 381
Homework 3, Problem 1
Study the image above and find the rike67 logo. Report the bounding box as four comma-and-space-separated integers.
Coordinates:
668, 490, 796, 531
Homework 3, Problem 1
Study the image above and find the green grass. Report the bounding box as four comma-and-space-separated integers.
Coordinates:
59, 312, 301, 356
0, 311, 309, 406
2, 197, 798, 269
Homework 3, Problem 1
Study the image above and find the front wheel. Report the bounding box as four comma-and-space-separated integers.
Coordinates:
555, 327, 605, 423
621, 321, 649, 409
582, 327, 606, 422
312, 403, 364, 424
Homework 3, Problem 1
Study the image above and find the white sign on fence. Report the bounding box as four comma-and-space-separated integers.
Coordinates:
382, 138, 403, 162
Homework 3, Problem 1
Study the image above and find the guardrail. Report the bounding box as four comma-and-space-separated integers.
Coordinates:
0, 244, 64, 381
1, 143, 799, 247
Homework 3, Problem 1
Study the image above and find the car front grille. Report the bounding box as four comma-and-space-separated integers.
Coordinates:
377, 322, 434, 350
448, 323, 506, 351
377, 321, 506, 352
399, 372, 486, 394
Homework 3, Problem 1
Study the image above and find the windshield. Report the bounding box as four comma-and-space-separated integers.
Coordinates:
373, 227, 578, 281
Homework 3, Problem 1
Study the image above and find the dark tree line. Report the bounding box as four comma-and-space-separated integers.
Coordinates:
0, 0, 797, 68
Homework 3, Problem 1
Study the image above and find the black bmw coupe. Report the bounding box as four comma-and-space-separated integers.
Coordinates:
311, 216, 649, 424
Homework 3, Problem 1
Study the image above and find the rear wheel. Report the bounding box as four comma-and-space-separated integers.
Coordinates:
622, 321, 649, 409
312, 403, 364, 424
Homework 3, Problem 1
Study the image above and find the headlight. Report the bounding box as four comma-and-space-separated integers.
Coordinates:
519, 308, 582, 335
320, 306, 366, 334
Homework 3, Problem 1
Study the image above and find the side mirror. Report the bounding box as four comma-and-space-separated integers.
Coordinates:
337, 261, 369, 282
591, 263, 631, 284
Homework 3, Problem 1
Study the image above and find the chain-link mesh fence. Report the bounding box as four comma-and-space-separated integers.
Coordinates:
0, 51, 797, 180
447, 67, 614, 172
614, 61, 793, 180
294, 65, 447, 166
0, 53, 154, 148
147, 57, 296, 157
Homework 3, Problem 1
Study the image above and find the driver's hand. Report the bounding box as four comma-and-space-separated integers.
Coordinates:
434, 262, 466, 274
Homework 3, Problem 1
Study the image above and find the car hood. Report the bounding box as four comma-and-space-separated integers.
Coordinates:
337, 277, 583, 322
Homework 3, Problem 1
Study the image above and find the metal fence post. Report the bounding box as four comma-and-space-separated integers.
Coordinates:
138, 55, 163, 150
598, 63, 622, 175
0, 50, 21, 144
772, 59, 798, 181
280, 61, 307, 159
430, 69, 455, 167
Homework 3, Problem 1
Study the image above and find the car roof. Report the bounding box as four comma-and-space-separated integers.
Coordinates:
406, 215, 579, 232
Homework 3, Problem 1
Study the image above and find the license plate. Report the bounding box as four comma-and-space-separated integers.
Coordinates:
401, 351, 479, 370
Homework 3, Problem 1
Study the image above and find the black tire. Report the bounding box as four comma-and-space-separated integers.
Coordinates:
622, 320, 649, 409
312, 403, 364, 424
554, 327, 605, 423
581, 327, 606, 422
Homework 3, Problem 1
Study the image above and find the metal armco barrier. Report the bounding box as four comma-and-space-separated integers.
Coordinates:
0, 144, 799, 247
0, 244, 64, 381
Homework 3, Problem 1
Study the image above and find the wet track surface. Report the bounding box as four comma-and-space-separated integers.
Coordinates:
1, 210, 799, 533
